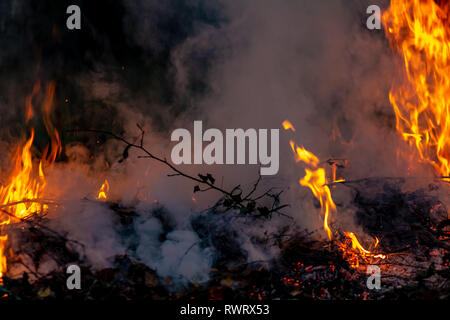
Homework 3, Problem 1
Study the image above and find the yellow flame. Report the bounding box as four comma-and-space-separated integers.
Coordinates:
286, 135, 334, 240
289, 142, 320, 167
383, 0, 450, 178
299, 167, 334, 240
340, 232, 387, 268
0, 130, 44, 220
284, 122, 386, 268
0, 235, 7, 284
97, 179, 110, 201
282, 120, 296, 132
0, 81, 60, 281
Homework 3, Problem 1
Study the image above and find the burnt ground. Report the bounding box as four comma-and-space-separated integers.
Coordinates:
0, 179, 449, 301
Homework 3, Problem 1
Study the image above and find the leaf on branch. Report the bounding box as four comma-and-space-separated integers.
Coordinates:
247, 200, 256, 212
198, 174, 208, 182
229, 185, 243, 203
206, 173, 215, 185
119, 145, 132, 163
123, 145, 131, 159
223, 198, 233, 208
194, 185, 201, 193
257, 207, 270, 218
231, 193, 242, 203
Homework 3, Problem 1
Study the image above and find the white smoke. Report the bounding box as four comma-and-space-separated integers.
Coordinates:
3, 0, 422, 288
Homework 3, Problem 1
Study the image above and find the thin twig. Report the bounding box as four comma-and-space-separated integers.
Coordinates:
69, 128, 290, 218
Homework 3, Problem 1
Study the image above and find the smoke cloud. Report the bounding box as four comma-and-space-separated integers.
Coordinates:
1, 0, 423, 286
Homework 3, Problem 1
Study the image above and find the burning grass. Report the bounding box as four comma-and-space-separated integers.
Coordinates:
0, 172, 447, 301
0, 0, 450, 301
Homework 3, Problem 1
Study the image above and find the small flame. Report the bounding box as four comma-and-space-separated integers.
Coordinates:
340, 232, 386, 268
292, 145, 320, 167
284, 122, 386, 268
97, 179, 110, 201
25, 81, 40, 123
282, 120, 296, 132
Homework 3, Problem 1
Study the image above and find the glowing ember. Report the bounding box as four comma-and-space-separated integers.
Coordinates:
283, 121, 386, 268
97, 179, 110, 201
383, 0, 450, 179
0, 81, 61, 281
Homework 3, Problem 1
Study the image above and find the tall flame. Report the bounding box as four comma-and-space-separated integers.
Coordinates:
0, 81, 61, 281
0, 235, 6, 280
283, 120, 386, 268
298, 159, 335, 241
383, 0, 450, 178
0, 129, 45, 220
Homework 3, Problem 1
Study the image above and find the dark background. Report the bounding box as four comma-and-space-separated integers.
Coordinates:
0, 0, 223, 156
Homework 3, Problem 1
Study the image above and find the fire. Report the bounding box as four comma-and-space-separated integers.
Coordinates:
290, 143, 319, 167
282, 120, 296, 132
383, 0, 450, 179
299, 167, 335, 240
97, 179, 110, 201
283, 121, 386, 268
0, 129, 45, 220
0, 235, 7, 280
339, 232, 386, 269
0, 81, 61, 281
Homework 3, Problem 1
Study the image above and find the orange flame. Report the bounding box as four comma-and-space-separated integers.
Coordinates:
41, 83, 62, 166
97, 179, 110, 201
0, 81, 61, 281
284, 121, 333, 240
0, 129, 47, 220
291, 144, 320, 167
300, 168, 335, 240
339, 232, 386, 269
0, 235, 7, 281
25, 81, 40, 123
284, 122, 386, 268
282, 120, 296, 132
383, 0, 450, 179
